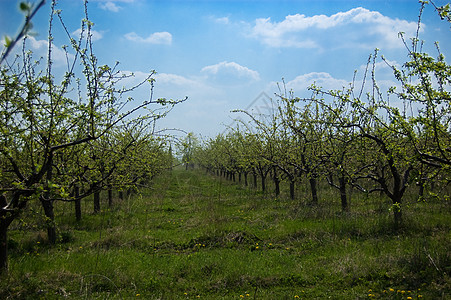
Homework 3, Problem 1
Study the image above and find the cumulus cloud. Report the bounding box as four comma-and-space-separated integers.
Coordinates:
268, 72, 350, 97
99, 2, 121, 12
288, 72, 349, 91
201, 61, 260, 83
118, 70, 216, 99
154, 73, 200, 87
153, 73, 220, 100
358, 58, 401, 75
93, 0, 135, 11
26, 37, 74, 66
250, 7, 421, 49
72, 28, 103, 42
273, 71, 402, 103
124, 32, 172, 45
214, 16, 230, 24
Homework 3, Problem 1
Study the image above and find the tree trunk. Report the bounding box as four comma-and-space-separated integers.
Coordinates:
0, 221, 8, 272
41, 199, 57, 244
119, 190, 124, 201
339, 176, 349, 212
393, 201, 402, 231
253, 172, 258, 189
0, 195, 8, 272
94, 190, 100, 213
417, 178, 425, 200
274, 179, 280, 196
41, 152, 57, 244
289, 179, 295, 200
244, 172, 248, 187
0, 193, 27, 272
108, 185, 113, 207
261, 176, 266, 193
273, 167, 280, 197
74, 185, 81, 221
309, 177, 318, 205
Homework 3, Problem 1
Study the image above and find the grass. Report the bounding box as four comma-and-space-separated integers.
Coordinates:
1, 168, 450, 299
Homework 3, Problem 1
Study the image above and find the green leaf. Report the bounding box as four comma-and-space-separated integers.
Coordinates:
4, 35, 12, 47
19, 1, 30, 13
157, 98, 167, 106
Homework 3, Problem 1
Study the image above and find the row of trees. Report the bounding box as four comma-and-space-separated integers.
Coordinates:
195, 1, 450, 230
0, 1, 183, 271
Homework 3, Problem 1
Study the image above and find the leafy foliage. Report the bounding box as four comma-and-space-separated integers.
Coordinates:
196, 1, 450, 230
0, 0, 183, 271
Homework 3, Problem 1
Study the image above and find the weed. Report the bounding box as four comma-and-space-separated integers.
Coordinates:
1, 169, 449, 299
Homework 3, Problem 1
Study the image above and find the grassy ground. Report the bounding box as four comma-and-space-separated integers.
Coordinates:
1, 168, 450, 299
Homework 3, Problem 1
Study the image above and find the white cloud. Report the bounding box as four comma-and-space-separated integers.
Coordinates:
152, 72, 220, 101
269, 72, 402, 106
117, 70, 216, 100
99, 2, 121, 12
111, 70, 226, 135
124, 32, 172, 45
287, 72, 349, 91
201, 61, 260, 82
250, 7, 421, 49
154, 73, 200, 87
268, 72, 350, 97
72, 28, 103, 42
26, 37, 74, 66
357, 58, 401, 80
93, 0, 134, 11
214, 17, 230, 25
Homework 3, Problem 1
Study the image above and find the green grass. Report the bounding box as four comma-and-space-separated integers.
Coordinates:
1, 169, 450, 299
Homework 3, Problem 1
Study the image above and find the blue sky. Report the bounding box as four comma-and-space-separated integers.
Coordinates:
1, 0, 450, 137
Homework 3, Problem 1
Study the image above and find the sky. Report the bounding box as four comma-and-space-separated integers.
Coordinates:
1, 0, 450, 138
